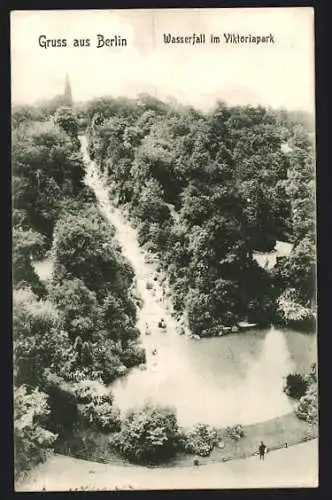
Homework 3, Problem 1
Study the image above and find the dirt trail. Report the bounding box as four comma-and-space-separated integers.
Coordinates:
16, 439, 318, 491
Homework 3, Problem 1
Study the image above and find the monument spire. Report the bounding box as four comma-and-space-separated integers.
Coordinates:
64, 73, 73, 105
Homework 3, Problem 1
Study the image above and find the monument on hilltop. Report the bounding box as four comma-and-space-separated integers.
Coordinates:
63, 73, 73, 106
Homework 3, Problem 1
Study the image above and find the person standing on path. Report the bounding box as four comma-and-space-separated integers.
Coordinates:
259, 441, 267, 460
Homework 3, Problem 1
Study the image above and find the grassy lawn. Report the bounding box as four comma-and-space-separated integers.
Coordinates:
169, 412, 318, 467
59, 411, 317, 469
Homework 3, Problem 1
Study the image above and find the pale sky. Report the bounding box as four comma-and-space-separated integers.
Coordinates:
11, 8, 315, 112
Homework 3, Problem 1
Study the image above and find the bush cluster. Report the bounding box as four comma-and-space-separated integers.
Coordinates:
14, 386, 58, 479
184, 423, 219, 457
294, 363, 318, 425
283, 372, 308, 400
225, 424, 245, 440
73, 380, 121, 433
112, 404, 183, 464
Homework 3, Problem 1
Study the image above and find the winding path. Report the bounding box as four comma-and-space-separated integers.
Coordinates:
16, 439, 318, 491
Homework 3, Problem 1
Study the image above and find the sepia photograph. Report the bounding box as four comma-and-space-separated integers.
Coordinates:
11, 7, 317, 490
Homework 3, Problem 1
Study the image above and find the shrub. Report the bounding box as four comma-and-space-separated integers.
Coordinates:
113, 404, 182, 463
73, 379, 106, 401
13, 287, 72, 388
294, 364, 318, 424
137, 221, 151, 247
184, 423, 219, 457
79, 401, 121, 433
44, 382, 79, 438
284, 372, 308, 400
225, 424, 244, 440
277, 288, 315, 324
186, 288, 214, 335
295, 384, 318, 424
120, 342, 146, 369
73, 380, 121, 433
304, 362, 317, 385
92, 340, 125, 384
14, 386, 57, 479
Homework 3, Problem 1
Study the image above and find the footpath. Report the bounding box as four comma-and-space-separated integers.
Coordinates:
16, 438, 318, 491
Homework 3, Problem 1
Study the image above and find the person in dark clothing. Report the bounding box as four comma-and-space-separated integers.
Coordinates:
158, 318, 167, 329
259, 441, 266, 460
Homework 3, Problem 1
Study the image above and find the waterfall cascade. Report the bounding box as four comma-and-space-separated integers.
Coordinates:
79, 135, 307, 428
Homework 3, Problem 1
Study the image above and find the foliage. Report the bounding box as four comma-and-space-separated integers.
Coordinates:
73, 379, 108, 403
186, 288, 215, 334
44, 381, 79, 438
12, 102, 148, 474
132, 178, 171, 225
225, 424, 245, 440
48, 278, 100, 341
50, 204, 144, 380
72, 379, 121, 432
79, 399, 121, 433
54, 107, 79, 137
12, 120, 85, 243
294, 363, 318, 424
184, 423, 219, 457
12, 96, 316, 471
14, 385, 57, 478
305, 362, 317, 385
276, 288, 316, 330
12, 227, 47, 297
13, 287, 74, 387
113, 404, 182, 463
52, 206, 133, 297
284, 372, 308, 400
89, 97, 315, 331
119, 341, 146, 368
12, 104, 44, 127
89, 339, 126, 384
295, 384, 318, 424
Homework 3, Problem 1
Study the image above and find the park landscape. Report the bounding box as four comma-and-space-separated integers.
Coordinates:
12, 80, 317, 490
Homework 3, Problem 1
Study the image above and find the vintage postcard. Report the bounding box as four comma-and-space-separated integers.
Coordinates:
12, 7, 317, 491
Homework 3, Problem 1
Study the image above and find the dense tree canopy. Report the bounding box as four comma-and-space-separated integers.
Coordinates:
88, 97, 315, 331
13, 287, 74, 388
12, 120, 85, 244
12, 99, 146, 477
12, 227, 47, 297
12, 93, 316, 477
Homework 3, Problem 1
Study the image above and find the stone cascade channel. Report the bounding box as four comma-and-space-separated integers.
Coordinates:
80, 135, 188, 379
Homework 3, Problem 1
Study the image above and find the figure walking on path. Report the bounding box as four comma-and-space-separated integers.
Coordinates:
259, 441, 267, 460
